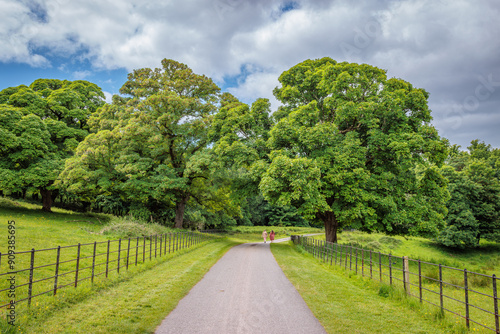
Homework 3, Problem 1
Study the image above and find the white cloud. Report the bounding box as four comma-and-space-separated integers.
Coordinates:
0, 0, 499, 147
228, 71, 281, 109
72, 70, 91, 80
0, 0, 50, 67
103, 91, 113, 103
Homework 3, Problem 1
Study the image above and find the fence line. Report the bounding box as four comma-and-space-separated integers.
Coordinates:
294, 236, 500, 333
0, 231, 214, 310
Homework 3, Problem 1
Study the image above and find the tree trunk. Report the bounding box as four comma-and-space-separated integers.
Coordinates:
174, 195, 189, 228
40, 188, 53, 212
51, 189, 59, 203
324, 211, 339, 243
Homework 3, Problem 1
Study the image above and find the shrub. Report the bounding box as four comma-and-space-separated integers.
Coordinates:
100, 219, 171, 238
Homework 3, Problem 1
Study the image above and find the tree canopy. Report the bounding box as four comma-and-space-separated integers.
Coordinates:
0, 79, 105, 211
260, 58, 449, 242
3, 58, 499, 247
58, 59, 237, 227
438, 140, 500, 248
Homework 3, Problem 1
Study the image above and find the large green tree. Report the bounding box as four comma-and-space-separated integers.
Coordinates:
439, 141, 500, 248
58, 59, 236, 227
260, 58, 449, 242
0, 79, 105, 211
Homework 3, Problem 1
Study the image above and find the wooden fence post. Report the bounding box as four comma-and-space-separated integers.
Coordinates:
403, 256, 410, 294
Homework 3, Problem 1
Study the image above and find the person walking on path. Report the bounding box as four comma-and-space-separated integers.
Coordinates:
270, 230, 275, 243
262, 230, 268, 243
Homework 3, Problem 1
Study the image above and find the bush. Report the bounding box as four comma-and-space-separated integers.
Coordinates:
100, 219, 171, 238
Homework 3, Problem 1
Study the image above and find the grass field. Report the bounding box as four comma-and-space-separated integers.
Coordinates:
0, 239, 235, 333
1, 197, 499, 333
299, 232, 500, 333
271, 241, 467, 333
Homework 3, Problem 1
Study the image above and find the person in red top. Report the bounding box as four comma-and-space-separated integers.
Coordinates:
270, 230, 275, 243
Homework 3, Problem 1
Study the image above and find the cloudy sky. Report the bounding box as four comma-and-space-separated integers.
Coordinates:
1, 0, 499, 148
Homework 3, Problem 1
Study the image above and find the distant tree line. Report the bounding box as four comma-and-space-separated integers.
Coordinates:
0, 58, 498, 247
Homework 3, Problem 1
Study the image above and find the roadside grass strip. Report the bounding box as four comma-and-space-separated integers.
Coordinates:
271, 242, 467, 334
1, 239, 235, 334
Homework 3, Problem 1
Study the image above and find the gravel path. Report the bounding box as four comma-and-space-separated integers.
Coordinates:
155, 241, 326, 334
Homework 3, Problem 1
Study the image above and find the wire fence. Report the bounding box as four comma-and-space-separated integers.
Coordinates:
294, 236, 500, 333
0, 231, 214, 310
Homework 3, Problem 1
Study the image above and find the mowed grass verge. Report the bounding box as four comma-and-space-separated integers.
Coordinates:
271, 242, 466, 334
4, 239, 236, 334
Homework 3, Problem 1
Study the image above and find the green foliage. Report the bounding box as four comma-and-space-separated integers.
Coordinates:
439, 140, 500, 248
262, 58, 449, 242
236, 194, 312, 227
99, 219, 172, 238
0, 79, 105, 211
58, 59, 238, 227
